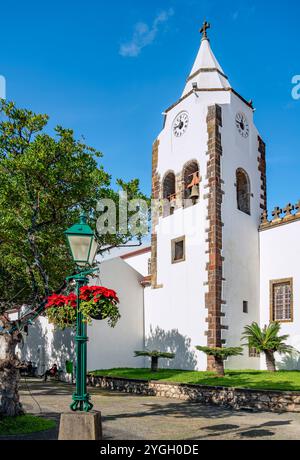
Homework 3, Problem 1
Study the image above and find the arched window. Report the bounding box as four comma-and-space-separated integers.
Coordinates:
236, 169, 251, 215
183, 161, 200, 205
162, 172, 176, 216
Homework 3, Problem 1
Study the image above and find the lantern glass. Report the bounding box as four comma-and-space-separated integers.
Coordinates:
88, 237, 98, 265
65, 214, 98, 267
67, 235, 93, 267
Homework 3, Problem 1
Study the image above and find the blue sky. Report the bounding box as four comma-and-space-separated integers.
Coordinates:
0, 0, 299, 212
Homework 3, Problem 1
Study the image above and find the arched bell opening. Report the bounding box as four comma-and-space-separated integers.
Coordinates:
162, 171, 176, 217
183, 161, 200, 207
236, 168, 251, 215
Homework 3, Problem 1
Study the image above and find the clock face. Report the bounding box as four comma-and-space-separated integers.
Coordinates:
173, 112, 189, 137
235, 112, 250, 138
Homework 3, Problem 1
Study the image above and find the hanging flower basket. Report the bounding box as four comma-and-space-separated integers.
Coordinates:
45, 286, 120, 330
79, 286, 120, 327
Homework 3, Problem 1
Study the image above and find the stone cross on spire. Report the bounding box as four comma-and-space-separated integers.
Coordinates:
272, 207, 282, 222
283, 203, 294, 218
200, 21, 211, 41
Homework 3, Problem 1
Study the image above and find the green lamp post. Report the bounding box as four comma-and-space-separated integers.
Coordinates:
64, 213, 98, 412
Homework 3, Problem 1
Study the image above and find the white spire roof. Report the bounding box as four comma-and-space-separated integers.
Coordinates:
182, 30, 231, 97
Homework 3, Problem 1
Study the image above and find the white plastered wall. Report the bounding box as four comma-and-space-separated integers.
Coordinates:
260, 220, 300, 370
87, 257, 145, 371
123, 250, 151, 277
220, 94, 262, 370
17, 316, 75, 379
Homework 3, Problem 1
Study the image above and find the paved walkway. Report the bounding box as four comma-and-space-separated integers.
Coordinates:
3, 379, 300, 440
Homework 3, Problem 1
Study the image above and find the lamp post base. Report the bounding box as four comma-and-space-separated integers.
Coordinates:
70, 392, 93, 412
58, 411, 102, 440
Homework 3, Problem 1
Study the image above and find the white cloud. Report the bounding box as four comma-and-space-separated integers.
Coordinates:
120, 9, 174, 58
231, 5, 256, 21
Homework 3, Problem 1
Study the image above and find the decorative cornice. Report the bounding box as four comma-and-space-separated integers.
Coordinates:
186, 67, 229, 83
260, 201, 300, 231
164, 88, 253, 114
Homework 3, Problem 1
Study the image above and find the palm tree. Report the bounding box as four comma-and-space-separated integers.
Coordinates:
134, 350, 175, 372
196, 346, 243, 377
242, 322, 297, 372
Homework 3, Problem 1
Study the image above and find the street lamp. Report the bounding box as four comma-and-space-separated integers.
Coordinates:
64, 212, 98, 412
65, 213, 98, 267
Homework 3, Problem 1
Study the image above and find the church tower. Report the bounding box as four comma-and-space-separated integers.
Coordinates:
146, 23, 266, 371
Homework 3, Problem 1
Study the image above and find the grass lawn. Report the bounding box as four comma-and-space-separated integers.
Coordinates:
89, 368, 300, 392
0, 415, 56, 436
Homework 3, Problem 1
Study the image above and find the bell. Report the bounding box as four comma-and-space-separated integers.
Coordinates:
189, 185, 199, 201
170, 198, 176, 209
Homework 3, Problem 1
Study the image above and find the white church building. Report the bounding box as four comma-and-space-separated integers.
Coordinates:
20, 25, 300, 374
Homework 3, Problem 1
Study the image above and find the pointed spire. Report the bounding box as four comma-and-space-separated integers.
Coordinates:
182, 22, 231, 97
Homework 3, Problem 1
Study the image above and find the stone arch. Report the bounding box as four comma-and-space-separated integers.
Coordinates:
162, 171, 176, 217
182, 160, 200, 203
236, 168, 251, 215
162, 171, 176, 201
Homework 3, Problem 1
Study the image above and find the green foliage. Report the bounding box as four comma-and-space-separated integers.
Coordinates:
0, 414, 55, 435
80, 298, 121, 328
88, 368, 300, 391
134, 350, 175, 359
242, 322, 297, 355
0, 100, 148, 313
46, 305, 77, 331
196, 346, 244, 360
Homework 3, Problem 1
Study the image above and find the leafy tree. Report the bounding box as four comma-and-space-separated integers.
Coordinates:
134, 350, 175, 372
242, 322, 297, 372
0, 100, 148, 416
196, 346, 243, 377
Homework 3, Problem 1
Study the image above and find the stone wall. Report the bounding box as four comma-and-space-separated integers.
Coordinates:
204, 104, 226, 370
88, 375, 300, 413
151, 138, 163, 290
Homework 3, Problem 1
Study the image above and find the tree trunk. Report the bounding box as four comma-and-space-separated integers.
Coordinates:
214, 357, 225, 377
151, 356, 159, 372
0, 318, 24, 417
265, 351, 276, 372
207, 356, 225, 376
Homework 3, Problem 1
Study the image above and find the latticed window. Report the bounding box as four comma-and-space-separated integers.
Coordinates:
270, 279, 293, 322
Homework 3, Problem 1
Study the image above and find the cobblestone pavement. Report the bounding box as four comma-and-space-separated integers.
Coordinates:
2, 379, 300, 440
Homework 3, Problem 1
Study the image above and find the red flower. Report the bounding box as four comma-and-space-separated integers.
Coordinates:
46, 293, 78, 309
66, 293, 77, 308
79, 286, 119, 303
46, 285, 119, 311
46, 294, 68, 309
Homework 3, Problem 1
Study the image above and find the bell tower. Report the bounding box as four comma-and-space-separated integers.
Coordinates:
147, 23, 266, 371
